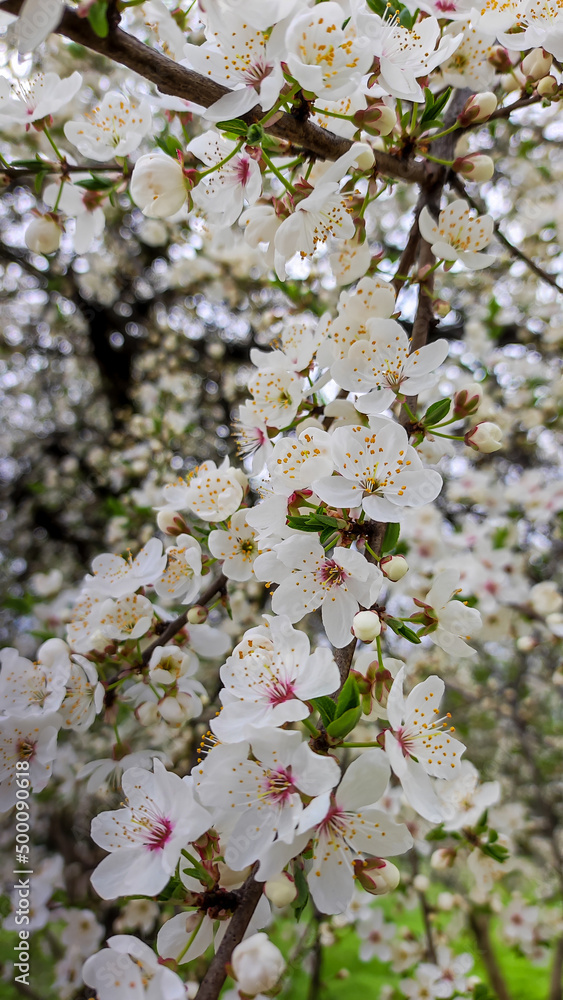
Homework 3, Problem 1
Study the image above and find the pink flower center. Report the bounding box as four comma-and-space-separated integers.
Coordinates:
318, 559, 347, 587
235, 156, 251, 188
267, 678, 296, 706
144, 815, 174, 851
262, 766, 295, 804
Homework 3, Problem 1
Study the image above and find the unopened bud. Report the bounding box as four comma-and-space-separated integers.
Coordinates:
354, 103, 396, 136
380, 554, 408, 581
157, 508, 189, 535
437, 891, 455, 910
431, 847, 456, 870
158, 695, 186, 724
352, 610, 382, 641
354, 858, 400, 895
231, 933, 285, 997
465, 421, 503, 453
187, 605, 208, 625
453, 386, 482, 417
413, 874, 430, 892
434, 299, 451, 318
264, 872, 297, 907
452, 154, 494, 182
25, 215, 61, 254
488, 46, 512, 72
352, 141, 376, 171
457, 92, 497, 126
521, 48, 552, 81
516, 635, 536, 652
217, 861, 252, 887
537, 75, 558, 97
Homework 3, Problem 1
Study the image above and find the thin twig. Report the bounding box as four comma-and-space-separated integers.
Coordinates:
140, 572, 227, 666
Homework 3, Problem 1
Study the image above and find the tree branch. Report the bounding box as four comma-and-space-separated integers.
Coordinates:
468, 911, 513, 1000
140, 572, 227, 666
195, 865, 264, 1000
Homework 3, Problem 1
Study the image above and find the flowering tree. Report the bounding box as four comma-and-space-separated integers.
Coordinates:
0, 2, 562, 1000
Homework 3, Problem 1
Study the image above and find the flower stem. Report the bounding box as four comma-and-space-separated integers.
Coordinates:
261, 149, 295, 193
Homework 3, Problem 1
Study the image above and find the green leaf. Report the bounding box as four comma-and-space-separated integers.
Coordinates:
34, 169, 48, 195
76, 176, 116, 191
155, 135, 183, 159
422, 398, 451, 427
326, 705, 362, 739
215, 118, 248, 137
246, 123, 266, 145
474, 984, 495, 1000
312, 696, 336, 727
380, 522, 400, 555
88, 0, 109, 37
292, 862, 309, 921
425, 824, 447, 841
335, 674, 360, 718
0, 894, 12, 918
11, 157, 47, 170
386, 619, 422, 643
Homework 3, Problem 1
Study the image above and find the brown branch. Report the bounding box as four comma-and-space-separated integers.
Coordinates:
468, 911, 513, 1000
549, 936, 563, 1000
195, 865, 264, 1000
410, 849, 437, 963
140, 572, 227, 666
451, 175, 563, 294
0, 0, 421, 179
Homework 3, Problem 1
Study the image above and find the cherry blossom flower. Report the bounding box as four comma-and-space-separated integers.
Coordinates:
312, 418, 443, 522
331, 320, 449, 413
418, 200, 495, 270
202, 0, 299, 32
78, 750, 169, 794
247, 367, 304, 429
255, 536, 383, 648
153, 534, 203, 604
159, 459, 244, 522
97, 593, 154, 642
357, 907, 396, 962
189, 132, 262, 227
295, 750, 413, 913
211, 614, 339, 741
195, 728, 340, 870
354, 10, 462, 101
415, 568, 482, 657
43, 180, 106, 254
64, 92, 152, 162
66, 588, 107, 653
83, 935, 185, 1000
400, 963, 447, 1000
184, 15, 283, 122
497, 0, 563, 59
385, 667, 466, 823
266, 427, 334, 496
208, 509, 263, 582
231, 933, 285, 997
438, 24, 497, 91
0, 71, 82, 124
284, 3, 373, 101
84, 538, 165, 598
59, 654, 104, 731
0, 713, 61, 810
250, 315, 324, 374
0, 639, 70, 717
90, 759, 211, 898
233, 403, 273, 475
437, 759, 500, 831
317, 276, 397, 364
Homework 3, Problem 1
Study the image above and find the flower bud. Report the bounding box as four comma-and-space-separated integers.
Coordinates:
530, 580, 563, 615
500, 70, 525, 93
231, 933, 285, 997
158, 695, 186, 724
354, 103, 396, 136
457, 92, 497, 126
156, 509, 189, 536
431, 847, 456, 870
131, 152, 188, 219
353, 858, 400, 895
352, 141, 376, 171
217, 861, 252, 887
516, 635, 536, 652
413, 874, 430, 892
380, 554, 408, 582
265, 872, 297, 907
537, 75, 558, 97
465, 421, 503, 453
187, 605, 208, 624
521, 48, 552, 81
25, 215, 61, 254
352, 610, 382, 641
437, 891, 455, 910
452, 154, 494, 182
434, 299, 451, 319
488, 46, 512, 72
453, 386, 482, 418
